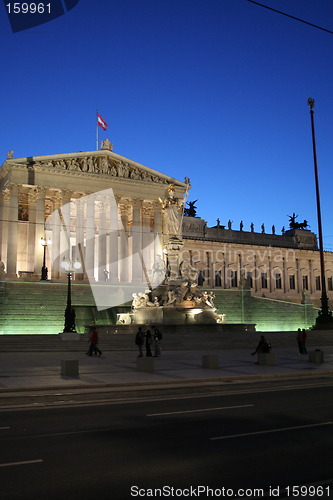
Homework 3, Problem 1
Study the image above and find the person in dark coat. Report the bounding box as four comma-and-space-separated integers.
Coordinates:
135, 327, 144, 357
87, 326, 102, 356
145, 329, 153, 357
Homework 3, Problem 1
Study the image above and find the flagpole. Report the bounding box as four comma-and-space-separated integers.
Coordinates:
96, 109, 99, 150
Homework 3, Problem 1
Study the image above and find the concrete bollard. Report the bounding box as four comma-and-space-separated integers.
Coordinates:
202, 354, 219, 369
136, 357, 154, 372
61, 359, 79, 377
258, 353, 275, 366
309, 350, 324, 364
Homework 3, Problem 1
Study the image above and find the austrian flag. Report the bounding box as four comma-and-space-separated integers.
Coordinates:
97, 113, 108, 131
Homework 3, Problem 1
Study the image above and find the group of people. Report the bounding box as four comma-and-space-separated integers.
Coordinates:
251, 328, 309, 363
135, 325, 163, 357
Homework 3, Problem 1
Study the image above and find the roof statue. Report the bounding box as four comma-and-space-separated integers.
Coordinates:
288, 213, 309, 230
184, 199, 198, 217
100, 138, 113, 151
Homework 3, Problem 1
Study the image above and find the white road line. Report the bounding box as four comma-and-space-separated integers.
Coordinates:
147, 404, 254, 417
210, 421, 333, 440
0, 459, 43, 468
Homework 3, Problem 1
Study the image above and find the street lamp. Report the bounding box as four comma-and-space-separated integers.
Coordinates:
307, 98, 333, 328
61, 258, 81, 333
40, 237, 51, 280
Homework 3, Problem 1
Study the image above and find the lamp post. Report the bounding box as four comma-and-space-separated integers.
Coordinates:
61, 258, 81, 333
40, 237, 51, 280
307, 98, 333, 328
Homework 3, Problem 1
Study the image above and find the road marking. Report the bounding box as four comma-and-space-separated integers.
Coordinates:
0, 459, 43, 468
147, 404, 254, 417
0, 427, 10, 430
210, 421, 333, 440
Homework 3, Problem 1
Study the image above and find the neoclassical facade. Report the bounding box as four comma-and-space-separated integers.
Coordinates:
0, 149, 188, 289
1, 147, 332, 311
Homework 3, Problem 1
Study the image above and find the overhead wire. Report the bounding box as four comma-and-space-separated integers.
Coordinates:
245, 0, 333, 35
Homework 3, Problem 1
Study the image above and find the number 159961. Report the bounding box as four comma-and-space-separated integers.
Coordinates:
6, 3, 51, 14
285, 485, 330, 497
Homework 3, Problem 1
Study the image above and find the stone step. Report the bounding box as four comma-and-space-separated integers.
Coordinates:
0, 330, 332, 352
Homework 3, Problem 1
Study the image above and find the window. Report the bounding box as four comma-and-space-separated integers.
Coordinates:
231, 270, 238, 288
328, 277, 333, 291
261, 273, 268, 289
289, 275, 295, 290
275, 273, 282, 289
302, 275, 309, 290
198, 270, 205, 286
246, 271, 253, 288
215, 270, 222, 287
315, 276, 321, 291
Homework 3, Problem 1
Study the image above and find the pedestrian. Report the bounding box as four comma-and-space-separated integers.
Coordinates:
297, 328, 303, 354
87, 326, 102, 356
297, 328, 307, 354
145, 328, 153, 357
251, 335, 271, 363
135, 326, 144, 357
302, 328, 308, 354
152, 325, 162, 357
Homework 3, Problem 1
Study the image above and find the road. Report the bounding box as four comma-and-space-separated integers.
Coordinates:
1, 380, 333, 500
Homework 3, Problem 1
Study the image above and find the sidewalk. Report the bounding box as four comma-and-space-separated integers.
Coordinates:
1, 346, 333, 393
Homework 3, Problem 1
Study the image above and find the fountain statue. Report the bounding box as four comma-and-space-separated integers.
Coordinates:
131, 184, 220, 325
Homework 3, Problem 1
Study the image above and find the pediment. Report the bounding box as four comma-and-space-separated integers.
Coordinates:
2, 150, 188, 189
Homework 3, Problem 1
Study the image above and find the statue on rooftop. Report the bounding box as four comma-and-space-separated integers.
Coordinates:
184, 199, 198, 217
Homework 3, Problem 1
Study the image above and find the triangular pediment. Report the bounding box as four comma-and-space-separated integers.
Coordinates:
2, 150, 188, 189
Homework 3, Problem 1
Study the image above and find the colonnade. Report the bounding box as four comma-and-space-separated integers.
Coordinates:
0, 185, 164, 284
185, 247, 333, 298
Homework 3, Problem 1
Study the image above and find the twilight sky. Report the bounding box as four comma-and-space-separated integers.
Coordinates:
1, 0, 333, 248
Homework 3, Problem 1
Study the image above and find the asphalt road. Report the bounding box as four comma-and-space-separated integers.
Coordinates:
1, 382, 333, 500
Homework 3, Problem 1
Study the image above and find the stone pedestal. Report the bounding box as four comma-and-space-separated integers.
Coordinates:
61, 359, 79, 377
258, 353, 275, 366
309, 350, 324, 364
202, 355, 219, 369
136, 357, 154, 372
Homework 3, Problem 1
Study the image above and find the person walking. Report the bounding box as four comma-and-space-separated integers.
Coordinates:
302, 328, 308, 354
297, 328, 307, 354
135, 327, 144, 357
87, 326, 102, 356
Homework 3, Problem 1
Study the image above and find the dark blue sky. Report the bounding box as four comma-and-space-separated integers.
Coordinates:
1, 0, 333, 248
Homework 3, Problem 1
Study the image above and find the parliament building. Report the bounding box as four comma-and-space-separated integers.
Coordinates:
1, 145, 332, 334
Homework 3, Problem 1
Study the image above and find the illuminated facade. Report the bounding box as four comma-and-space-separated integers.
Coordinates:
0, 148, 332, 332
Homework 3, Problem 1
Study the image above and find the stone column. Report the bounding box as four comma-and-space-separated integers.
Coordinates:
0, 190, 9, 269
132, 199, 142, 283
309, 259, 314, 294
296, 259, 301, 293
283, 258, 288, 293
33, 188, 46, 278
142, 206, 151, 284
27, 189, 37, 274
50, 192, 62, 279
61, 190, 71, 262
108, 195, 119, 283
153, 202, 163, 259
6, 184, 19, 277
85, 194, 95, 281
75, 197, 85, 281
119, 203, 129, 283
98, 199, 107, 282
